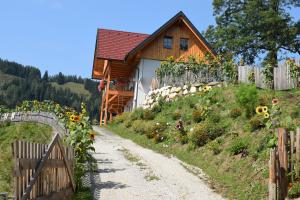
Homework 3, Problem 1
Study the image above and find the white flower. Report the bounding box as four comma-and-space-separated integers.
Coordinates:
156, 122, 160, 125
190, 128, 194, 132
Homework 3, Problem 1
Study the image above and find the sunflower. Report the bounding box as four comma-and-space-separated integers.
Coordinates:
58, 113, 64, 118
262, 106, 268, 113
66, 111, 71, 116
89, 131, 96, 140
70, 115, 75, 121
203, 85, 212, 92
264, 112, 270, 119
256, 106, 264, 114
272, 99, 279, 105
73, 115, 81, 122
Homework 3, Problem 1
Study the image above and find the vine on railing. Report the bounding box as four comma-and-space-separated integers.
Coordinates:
15, 100, 96, 189
155, 54, 237, 86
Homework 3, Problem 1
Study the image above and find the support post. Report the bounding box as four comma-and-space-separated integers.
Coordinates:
278, 128, 288, 200
104, 65, 111, 125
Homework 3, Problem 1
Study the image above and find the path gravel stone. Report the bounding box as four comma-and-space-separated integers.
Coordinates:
91, 126, 224, 200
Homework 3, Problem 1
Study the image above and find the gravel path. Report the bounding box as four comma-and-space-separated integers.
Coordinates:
91, 126, 224, 200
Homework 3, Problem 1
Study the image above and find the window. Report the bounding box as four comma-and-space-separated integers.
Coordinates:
163, 36, 173, 49
180, 38, 189, 51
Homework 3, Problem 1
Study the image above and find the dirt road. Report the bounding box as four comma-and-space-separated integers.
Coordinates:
91, 126, 224, 200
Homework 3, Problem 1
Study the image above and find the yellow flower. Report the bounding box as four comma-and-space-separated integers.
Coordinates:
256, 106, 264, 114
70, 115, 80, 122
89, 131, 96, 140
262, 106, 268, 113
203, 85, 212, 92
66, 112, 71, 116
264, 112, 270, 119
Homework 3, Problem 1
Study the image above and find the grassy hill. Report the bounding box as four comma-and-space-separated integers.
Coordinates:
108, 84, 300, 199
0, 72, 21, 85
0, 122, 52, 194
51, 82, 91, 97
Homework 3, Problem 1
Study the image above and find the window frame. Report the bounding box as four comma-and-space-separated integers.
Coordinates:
180, 38, 189, 51
163, 36, 173, 49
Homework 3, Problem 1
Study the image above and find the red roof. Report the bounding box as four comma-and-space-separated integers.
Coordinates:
96, 29, 149, 60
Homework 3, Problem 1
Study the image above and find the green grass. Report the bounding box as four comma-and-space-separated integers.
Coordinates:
108, 84, 300, 199
0, 122, 53, 194
72, 187, 93, 200
51, 82, 90, 97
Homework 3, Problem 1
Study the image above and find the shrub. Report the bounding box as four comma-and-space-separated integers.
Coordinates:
189, 124, 209, 147
131, 108, 144, 120
288, 182, 300, 198
151, 96, 166, 114
249, 115, 265, 131
229, 138, 249, 156
229, 108, 242, 118
192, 107, 206, 123
153, 133, 166, 143
123, 119, 133, 128
235, 84, 258, 118
179, 135, 189, 144
143, 109, 155, 120
207, 123, 224, 140
113, 112, 131, 124
172, 109, 181, 120
207, 112, 221, 123
131, 120, 146, 134
208, 140, 222, 155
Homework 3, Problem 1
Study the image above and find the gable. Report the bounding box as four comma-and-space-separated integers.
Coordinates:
140, 20, 210, 61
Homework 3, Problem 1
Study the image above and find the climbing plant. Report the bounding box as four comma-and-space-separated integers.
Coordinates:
155, 54, 237, 85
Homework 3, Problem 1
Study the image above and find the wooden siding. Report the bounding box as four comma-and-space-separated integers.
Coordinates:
140, 21, 209, 61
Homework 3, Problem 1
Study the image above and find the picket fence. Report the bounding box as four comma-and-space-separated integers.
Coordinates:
12, 133, 75, 200
269, 128, 300, 200
238, 61, 300, 90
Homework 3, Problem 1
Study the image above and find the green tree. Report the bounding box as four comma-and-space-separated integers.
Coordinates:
205, 0, 300, 87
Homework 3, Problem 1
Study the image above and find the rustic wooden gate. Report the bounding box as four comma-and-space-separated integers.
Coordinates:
12, 133, 75, 200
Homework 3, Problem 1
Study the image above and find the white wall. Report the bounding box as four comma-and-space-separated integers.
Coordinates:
133, 59, 161, 108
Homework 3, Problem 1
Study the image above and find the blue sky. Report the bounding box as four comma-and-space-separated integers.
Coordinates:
0, 0, 299, 78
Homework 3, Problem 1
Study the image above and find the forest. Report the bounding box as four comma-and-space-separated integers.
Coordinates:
0, 58, 101, 122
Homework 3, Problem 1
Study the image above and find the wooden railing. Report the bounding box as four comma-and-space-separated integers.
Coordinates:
269, 128, 300, 200
12, 133, 75, 200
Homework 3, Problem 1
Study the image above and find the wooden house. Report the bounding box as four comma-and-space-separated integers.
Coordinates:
92, 11, 216, 125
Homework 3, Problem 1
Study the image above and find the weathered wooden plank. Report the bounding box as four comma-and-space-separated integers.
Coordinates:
278, 128, 288, 199
269, 148, 277, 200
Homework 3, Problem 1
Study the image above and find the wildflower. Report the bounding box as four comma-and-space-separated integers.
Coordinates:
256, 106, 264, 114
262, 106, 268, 113
203, 85, 212, 92
190, 128, 194, 132
70, 114, 80, 122
89, 131, 96, 140
272, 99, 279, 105
156, 122, 160, 125
66, 112, 71, 116
58, 113, 64, 118
264, 112, 270, 119
73, 115, 81, 122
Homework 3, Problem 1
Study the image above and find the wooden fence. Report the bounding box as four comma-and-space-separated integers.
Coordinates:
238, 61, 300, 90
269, 128, 300, 200
12, 133, 75, 200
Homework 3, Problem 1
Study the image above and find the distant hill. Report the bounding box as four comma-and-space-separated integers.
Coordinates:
51, 82, 91, 97
0, 58, 100, 121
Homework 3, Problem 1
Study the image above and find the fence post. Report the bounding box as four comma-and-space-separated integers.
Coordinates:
269, 148, 277, 200
278, 128, 288, 199
296, 128, 300, 178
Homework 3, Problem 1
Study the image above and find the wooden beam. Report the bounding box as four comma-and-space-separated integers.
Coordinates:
104, 66, 111, 125
108, 90, 134, 97
108, 94, 118, 103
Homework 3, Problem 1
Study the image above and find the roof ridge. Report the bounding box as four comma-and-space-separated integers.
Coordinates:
98, 28, 150, 36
